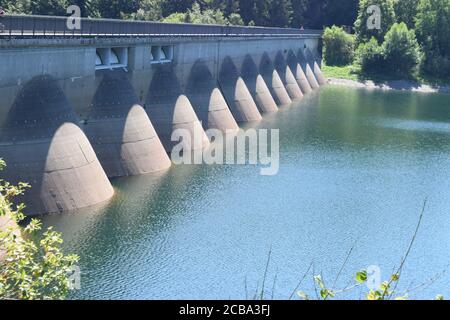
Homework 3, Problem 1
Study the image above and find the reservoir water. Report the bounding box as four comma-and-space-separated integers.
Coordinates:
42, 85, 450, 300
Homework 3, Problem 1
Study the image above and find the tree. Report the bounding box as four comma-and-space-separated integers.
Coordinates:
290, 0, 310, 28
0, 160, 79, 300
268, 0, 293, 27
354, 0, 396, 44
355, 37, 385, 73
415, 0, 450, 77
95, 0, 139, 19
228, 13, 244, 25
382, 22, 421, 75
163, 12, 189, 23
415, 0, 450, 58
161, 0, 195, 17
323, 0, 359, 27
394, 0, 419, 29
124, 0, 164, 21
323, 26, 355, 66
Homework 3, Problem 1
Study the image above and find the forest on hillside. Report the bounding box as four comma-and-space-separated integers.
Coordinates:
0, 0, 359, 28
1, 0, 449, 79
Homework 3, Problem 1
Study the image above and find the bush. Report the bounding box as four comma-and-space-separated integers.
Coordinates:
415, 0, 450, 79
381, 23, 421, 76
0, 160, 79, 300
421, 53, 450, 79
415, 0, 450, 58
356, 37, 385, 73
323, 26, 355, 66
356, 23, 421, 77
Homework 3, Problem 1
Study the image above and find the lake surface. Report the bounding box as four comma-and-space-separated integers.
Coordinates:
43, 85, 450, 300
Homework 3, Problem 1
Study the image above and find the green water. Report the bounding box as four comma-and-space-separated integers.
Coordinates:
43, 85, 450, 300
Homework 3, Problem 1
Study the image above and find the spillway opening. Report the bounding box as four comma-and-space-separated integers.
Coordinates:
95, 47, 128, 70
150, 45, 174, 64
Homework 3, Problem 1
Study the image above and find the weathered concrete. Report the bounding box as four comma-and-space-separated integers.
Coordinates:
0, 76, 114, 216
259, 53, 292, 107
297, 49, 320, 89
305, 48, 327, 86
218, 57, 263, 122
84, 70, 171, 178
146, 64, 210, 151
287, 50, 313, 94
313, 61, 327, 86
274, 51, 304, 101
241, 55, 278, 114
185, 60, 239, 132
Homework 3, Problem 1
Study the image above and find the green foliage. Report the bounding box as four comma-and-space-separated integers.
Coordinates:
355, 37, 385, 73
355, 270, 368, 283
355, 23, 421, 76
162, 12, 189, 24
415, 0, 450, 56
394, 0, 419, 29
421, 54, 450, 79
161, 2, 243, 25
295, 269, 417, 300
321, 65, 359, 81
323, 0, 359, 27
354, 0, 397, 44
267, 0, 292, 27
323, 26, 355, 66
123, 0, 163, 21
415, 0, 450, 77
0, 0, 363, 29
228, 12, 244, 26
381, 22, 421, 75
0, 160, 79, 300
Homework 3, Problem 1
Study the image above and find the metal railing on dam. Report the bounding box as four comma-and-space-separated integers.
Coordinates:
0, 14, 322, 38
0, 14, 325, 216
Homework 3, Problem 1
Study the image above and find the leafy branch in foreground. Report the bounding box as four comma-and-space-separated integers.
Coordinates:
0, 159, 79, 300
297, 199, 445, 300
252, 199, 445, 300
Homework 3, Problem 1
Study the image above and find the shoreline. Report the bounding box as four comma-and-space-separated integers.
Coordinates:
327, 77, 450, 94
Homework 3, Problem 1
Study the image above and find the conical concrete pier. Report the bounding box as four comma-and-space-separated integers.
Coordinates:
84, 70, 171, 178
0, 75, 114, 216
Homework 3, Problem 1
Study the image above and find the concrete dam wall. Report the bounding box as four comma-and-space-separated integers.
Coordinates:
0, 32, 324, 216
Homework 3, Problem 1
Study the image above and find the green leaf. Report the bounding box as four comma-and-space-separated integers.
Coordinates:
356, 270, 368, 283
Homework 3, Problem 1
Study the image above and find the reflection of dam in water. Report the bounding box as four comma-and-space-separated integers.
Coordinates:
0, 16, 324, 216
